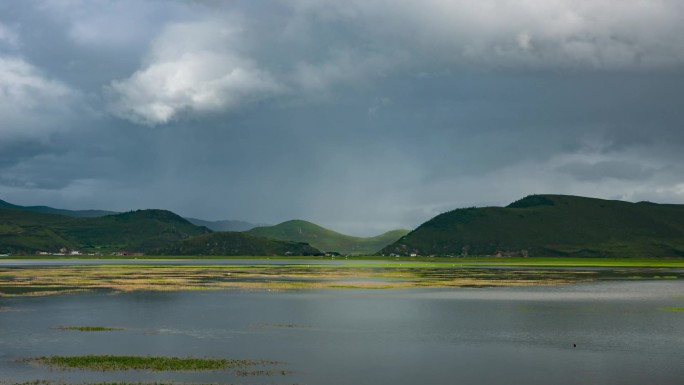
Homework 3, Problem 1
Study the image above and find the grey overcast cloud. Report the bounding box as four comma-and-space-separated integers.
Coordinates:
1, 0, 684, 235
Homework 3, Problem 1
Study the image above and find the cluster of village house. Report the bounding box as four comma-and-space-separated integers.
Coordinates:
35, 250, 101, 256
32, 248, 144, 256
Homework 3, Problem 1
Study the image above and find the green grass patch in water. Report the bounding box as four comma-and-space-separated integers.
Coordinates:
22, 355, 280, 372
659, 307, 684, 312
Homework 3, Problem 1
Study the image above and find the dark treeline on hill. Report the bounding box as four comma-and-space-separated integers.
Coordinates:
0, 198, 404, 256
5, 194, 684, 258
381, 194, 684, 258
0, 198, 261, 232
153, 232, 322, 256
0, 208, 209, 254
0, 207, 321, 256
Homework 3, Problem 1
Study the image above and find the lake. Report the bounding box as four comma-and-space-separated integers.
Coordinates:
1, 279, 683, 384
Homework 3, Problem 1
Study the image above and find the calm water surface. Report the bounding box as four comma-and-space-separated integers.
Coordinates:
1, 281, 683, 384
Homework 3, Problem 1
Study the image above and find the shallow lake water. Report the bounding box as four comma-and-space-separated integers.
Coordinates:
1, 280, 683, 384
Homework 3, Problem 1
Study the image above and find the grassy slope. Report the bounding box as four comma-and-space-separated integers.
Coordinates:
381, 194, 684, 258
0, 207, 321, 256
0, 208, 209, 254
245, 220, 409, 255
61, 210, 211, 251
153, 231, 322, 256
0, 208, 78, 253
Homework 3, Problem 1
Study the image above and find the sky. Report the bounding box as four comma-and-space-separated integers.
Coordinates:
1, 0, 684, 236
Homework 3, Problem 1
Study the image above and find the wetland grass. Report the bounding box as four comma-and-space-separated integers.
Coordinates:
1, 260, 682, 297
22, 355, 280, 372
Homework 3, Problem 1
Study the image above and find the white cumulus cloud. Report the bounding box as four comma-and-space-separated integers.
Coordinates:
106, 20, 283, 126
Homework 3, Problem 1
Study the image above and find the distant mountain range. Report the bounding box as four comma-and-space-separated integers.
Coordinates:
0, 199, 116, 218
0, 206, 321, 256
4, 195, 684, 258
0, 198, 403, 256
246, 220, 410, 255
0, 207, 209, 254
381, 194, 684, 258
0, 199, 261, 231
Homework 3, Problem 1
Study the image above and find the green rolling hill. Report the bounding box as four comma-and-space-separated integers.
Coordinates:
7, 194, 683, 258
153, 232, 321, 256
0, 198, 262, 232
245, 220, 410, 255
0, 207, 321, 256
0, 209, 78, 253
0, 207, 210, 254
59, 209, 212, 251
380, 194, 684, 258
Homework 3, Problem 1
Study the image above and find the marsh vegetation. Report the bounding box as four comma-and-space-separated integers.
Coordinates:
22, 355, 282, 373
0, 259, 682, 297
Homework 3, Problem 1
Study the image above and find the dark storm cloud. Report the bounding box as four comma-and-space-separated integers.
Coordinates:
2, 1, 684, 235
556, 161, 658, 182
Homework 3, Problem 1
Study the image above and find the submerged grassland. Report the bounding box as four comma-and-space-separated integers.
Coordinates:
21, 355, 281, 372
0, 258, 682, 296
